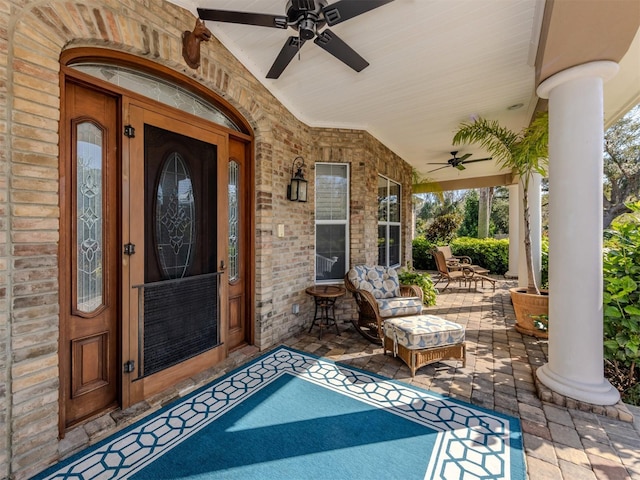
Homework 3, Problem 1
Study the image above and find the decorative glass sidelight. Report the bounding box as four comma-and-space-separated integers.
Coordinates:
228, 160, 239, 282
155, 153, 196, 279
76, 122, 104, 313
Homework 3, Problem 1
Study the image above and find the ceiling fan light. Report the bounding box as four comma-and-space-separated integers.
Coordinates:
299, 18, 316, 39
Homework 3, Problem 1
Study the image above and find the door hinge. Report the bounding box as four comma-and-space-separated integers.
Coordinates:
123, 360, 135, 373
124, 125, 135, 138
124, 243, 136, 255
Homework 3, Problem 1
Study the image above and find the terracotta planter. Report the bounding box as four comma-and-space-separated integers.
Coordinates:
509, 287, 549, 339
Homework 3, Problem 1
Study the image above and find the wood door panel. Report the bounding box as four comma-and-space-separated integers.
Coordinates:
71, 332, 109, 397
62, 81, 119, 428
228, 294, 243, 333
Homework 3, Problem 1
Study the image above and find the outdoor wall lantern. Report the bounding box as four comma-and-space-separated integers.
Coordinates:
287, 156, 308, 202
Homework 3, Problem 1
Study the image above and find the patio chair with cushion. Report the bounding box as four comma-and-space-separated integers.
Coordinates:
345, 264, 467, 375
344, 265, 423, 343
432, 250, 474, 290
435, 245, 472, 267
433, 250, 496, 291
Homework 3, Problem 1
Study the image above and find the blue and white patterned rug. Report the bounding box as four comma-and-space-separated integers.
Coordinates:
35, 346, 525, 479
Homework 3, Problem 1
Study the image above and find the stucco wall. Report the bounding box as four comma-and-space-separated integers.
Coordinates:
0, 0, 414, 477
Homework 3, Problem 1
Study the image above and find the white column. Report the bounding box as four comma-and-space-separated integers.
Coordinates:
536, 61, 620, 405
517, 175, 541, 288
505, 184, 519, 278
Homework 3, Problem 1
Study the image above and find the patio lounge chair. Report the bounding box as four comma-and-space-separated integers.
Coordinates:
435, 245, 472, 267
344, 265, 423, 343
433, 250, 496, 291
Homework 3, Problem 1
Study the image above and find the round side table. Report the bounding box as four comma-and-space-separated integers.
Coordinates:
305, 285, 345, 339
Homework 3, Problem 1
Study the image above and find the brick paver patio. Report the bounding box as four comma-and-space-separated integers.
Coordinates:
287, 278, 640, 479
287, 279, 640, 480
61, 279, 640, 480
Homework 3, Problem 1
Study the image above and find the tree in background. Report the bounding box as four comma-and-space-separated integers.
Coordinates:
490, 186, 510, 236
415, 191, 464, 236
455, 187, 509, 238
414, 188, 509, 240
457, 190, 479, 237
425, 213, 462, 244
604, 104, 640, 228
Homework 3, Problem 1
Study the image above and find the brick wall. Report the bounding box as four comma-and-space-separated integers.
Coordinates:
2, 0, 415, 477
311, 128, 414, 323
0, 0, 10, 476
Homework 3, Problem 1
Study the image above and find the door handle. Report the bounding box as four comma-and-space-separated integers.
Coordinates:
220, 260, 226, 271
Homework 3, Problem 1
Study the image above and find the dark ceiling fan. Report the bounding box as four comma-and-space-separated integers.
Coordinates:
427, 151, 493, 173
197, 0, 394, 79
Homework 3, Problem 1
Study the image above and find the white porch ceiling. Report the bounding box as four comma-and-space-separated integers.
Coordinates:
170, 0, 640, 186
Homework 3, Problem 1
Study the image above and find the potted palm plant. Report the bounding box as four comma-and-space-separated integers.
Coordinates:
452, 112, 549, 337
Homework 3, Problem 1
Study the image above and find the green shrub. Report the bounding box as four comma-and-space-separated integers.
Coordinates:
411, 236, 436, 270
449, 237, 509, 274
412, 236, 513, 274
397, 268, 438, 306
603, 216, 640, 402
541, 236, 549, 289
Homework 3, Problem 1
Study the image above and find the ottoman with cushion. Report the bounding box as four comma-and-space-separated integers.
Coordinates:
382, 314, 466, 376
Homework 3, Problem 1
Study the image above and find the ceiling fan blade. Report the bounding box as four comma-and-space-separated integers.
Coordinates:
266, 37, 306, 79
197, 8, 288, 29
459, 153, 472, 161
455, 164, 466, 171
322, 0, 395, 26
314, 29, 368, 72
427, 165, 450, 173
462, 157, 493, 164
426, 162, 449, 165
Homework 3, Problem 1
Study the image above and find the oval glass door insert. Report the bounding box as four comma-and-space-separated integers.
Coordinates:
155, 152, 196, 279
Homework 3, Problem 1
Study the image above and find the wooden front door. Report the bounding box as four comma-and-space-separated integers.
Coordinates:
61, 62, 254, 425
61, 81, 120, 427
123, 101, 229, 405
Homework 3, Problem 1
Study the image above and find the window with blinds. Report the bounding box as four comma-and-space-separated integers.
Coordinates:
315, 163, 349, 282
